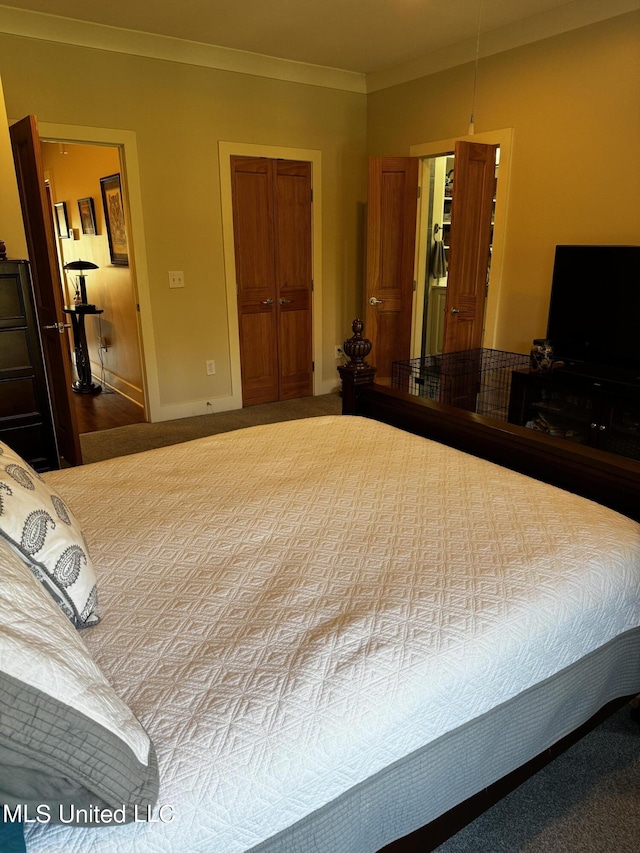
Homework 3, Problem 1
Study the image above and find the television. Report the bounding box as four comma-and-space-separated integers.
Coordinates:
546, 245, 640, 378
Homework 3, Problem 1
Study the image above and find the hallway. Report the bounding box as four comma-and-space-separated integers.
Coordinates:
72, 389, 145, 434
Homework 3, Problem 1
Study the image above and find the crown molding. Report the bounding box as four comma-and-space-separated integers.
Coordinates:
0, 5, 367, 94
367, 0, 640, 92
0, 0, 637, 95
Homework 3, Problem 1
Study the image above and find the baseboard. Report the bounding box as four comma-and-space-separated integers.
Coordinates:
151, 395, 242, 423
148, 385, 340, 423
90, 361, 144, 407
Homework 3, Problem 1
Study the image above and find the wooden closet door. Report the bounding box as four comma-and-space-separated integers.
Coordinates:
231, 156, 279, 406
231, 156, 313, 406
274, 159, 312, 400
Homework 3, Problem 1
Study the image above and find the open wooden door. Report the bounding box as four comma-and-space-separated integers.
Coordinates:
364, 143, 495, 386
10, 115, 82, 466
442, 141, 496, 353
364, 157, 419, 381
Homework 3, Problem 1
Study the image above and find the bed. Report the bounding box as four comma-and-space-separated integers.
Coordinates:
1, 326, 639, 853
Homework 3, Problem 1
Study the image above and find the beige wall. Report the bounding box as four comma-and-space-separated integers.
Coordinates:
0, 76, 27, 260
367, 12, 640, 353
40, 141, 144, 405
0, 34, 367, 417
1, 11, 637, 411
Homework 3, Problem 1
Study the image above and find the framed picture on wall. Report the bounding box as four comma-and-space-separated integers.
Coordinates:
54, 201, 71, 239
100, 173, 129, 266
77, 196, 98, 236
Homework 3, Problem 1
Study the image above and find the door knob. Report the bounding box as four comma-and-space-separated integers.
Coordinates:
369, 297, 385, 305
279, 298, 293, 305
42, 322, 71, 333
261, 298, 274, 306
450, 307, 462, 315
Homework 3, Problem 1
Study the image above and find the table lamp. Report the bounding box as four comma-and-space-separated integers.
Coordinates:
63, 259, 99, 311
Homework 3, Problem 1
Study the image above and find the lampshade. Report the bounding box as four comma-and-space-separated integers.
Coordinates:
63, 259, 99, 272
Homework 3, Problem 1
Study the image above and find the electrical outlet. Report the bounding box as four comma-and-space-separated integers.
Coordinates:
335, 345, 344, 360
206, 360, 216, 375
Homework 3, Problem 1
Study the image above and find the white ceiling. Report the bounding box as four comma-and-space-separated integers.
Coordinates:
0, 0, 633, 76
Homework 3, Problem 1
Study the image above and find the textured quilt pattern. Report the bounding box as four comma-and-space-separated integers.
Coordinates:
25, 416, 640, 852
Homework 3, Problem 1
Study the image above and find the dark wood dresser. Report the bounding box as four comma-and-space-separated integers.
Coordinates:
0, 260, 59, 470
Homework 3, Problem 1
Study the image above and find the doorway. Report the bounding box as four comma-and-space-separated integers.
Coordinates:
420, 146, 499, 357
365, 140, 498, 379
411, 128, 513, 357
40, 140, 146, 433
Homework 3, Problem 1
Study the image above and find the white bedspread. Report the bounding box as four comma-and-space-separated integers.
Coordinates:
25, 416, 640, 852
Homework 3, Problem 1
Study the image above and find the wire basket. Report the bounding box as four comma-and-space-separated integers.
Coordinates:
392, 349, 530, 421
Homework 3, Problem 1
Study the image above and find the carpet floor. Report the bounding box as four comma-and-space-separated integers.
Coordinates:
437, 704, 640, 852
80, 393, 342, 464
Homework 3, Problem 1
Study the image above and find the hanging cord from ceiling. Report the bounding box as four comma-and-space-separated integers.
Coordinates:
469, 0, 483, 135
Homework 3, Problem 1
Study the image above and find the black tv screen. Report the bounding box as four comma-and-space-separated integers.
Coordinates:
546, 245, 640, 373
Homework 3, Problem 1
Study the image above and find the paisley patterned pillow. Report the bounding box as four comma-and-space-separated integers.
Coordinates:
0, 441, 98, 628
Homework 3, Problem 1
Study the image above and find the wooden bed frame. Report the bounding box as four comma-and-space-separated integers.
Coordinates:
337, 319, 640, 851
338, 320, 640, 523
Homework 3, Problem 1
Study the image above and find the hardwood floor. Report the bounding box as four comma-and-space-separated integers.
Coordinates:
72, 389, 145, 434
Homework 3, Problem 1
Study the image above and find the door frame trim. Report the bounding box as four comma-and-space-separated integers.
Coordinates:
35, 121, 157, 420
219, 141, 323, 407
410, 128, 513, 351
